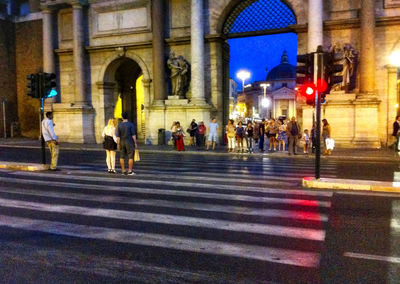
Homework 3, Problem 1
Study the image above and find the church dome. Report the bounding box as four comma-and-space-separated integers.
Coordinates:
266, 51, 296, 81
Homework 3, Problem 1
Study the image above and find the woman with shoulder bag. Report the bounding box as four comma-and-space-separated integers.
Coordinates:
102, 118, 118, 173
226, 119, 236, 152
322, 119, 333, 155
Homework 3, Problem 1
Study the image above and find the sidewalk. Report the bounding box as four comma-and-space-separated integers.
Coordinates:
0, 138, 399, 161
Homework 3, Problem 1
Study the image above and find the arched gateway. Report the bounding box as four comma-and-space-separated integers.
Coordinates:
96, 52, 152, 144
216, 0, 298, 127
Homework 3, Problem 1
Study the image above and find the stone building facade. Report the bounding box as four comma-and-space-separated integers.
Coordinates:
1, 0, 400, 147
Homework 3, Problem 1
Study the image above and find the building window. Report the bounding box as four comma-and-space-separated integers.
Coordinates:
282, 83, 287, 88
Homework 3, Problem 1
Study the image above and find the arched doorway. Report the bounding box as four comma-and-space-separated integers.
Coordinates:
220, 0, 298, 124
103, 57, 145, 141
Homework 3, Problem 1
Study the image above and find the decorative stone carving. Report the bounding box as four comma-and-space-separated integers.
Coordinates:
115, 46, 126, 57
167, 51, 190, 99
330, 43, 359, 93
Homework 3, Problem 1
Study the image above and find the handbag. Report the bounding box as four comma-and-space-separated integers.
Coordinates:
325, 138, 335, 150
134, 149, 140, 162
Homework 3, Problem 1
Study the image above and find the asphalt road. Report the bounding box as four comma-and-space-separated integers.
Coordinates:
0, 146, 399, 283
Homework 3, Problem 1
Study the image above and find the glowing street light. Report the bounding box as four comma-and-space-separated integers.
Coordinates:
390, 51, 400, 67
261, 97, 270, 108
260, 83, 270, 108
237, 70, 251, 93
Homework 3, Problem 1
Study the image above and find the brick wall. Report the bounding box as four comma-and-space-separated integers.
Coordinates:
15, 19, 42, 138
0, 19, 17, 137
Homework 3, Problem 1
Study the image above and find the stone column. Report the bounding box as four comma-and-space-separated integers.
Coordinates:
42, 8, 55, 74
72, 1, 87, 106
42, 7, 56, 104
307, 0, 323, 53
385, 65, 398, 145
190, 0, 206, 104
152, 0, 166, 105
359, 0, 376, 96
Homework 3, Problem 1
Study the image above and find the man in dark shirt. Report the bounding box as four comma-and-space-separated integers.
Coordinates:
258, 118, 266, 152
116, 112, 138, 175
286, 116, 301, 155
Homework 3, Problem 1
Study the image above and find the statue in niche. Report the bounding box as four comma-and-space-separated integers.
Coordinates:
167, 51, 190, 98
330, 43, 359, 93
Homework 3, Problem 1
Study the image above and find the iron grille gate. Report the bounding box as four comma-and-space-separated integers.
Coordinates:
223, 0, 297, 36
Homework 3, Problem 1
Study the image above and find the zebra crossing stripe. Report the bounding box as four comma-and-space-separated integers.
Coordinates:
0, 197, 325, 241
0, 214, 321, 268
0, 176, 332, 208
6, 171, 333, 199
0, 186, 329, 222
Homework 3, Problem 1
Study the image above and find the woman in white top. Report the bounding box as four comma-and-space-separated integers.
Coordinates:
102, 118, 118, 173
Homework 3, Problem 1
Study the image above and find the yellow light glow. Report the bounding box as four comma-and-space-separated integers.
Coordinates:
114, 96, 122, 119
390, 51, 400, 67
395, 104, 399, 108
136, 74, 145, 134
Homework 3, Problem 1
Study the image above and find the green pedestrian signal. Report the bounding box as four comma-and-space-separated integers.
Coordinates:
43, 72, 57, 98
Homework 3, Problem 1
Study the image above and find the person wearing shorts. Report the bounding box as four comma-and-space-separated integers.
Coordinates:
207, 118, 218, 150
116, 112, 138, 175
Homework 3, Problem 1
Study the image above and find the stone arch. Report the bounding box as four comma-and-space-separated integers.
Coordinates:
98, 50, 151, 85
95, 50, 152, 143
212, 0, 306, 35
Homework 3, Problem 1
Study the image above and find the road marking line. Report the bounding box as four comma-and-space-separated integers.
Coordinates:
0, 197, 326, 241
0, 214, 321, 267
344, 252, 400, 264
6, 171, 333, 198
0, 176, 332, 207
0, 186, 329, 222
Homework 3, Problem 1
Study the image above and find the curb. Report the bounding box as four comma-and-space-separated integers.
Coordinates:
0, 161, 49, 171
302, 177, 400, 193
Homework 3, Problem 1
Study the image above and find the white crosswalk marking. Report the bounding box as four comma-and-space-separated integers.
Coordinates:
0, 154, 334, 282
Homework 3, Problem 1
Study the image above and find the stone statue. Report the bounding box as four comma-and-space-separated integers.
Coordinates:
167, 51, 190, 98
177, 55, 189, 98
330, 43, 359, 92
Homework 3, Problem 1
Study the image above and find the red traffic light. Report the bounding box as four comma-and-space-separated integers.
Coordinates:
305, 85, 315, 95
299, 83, 316, 97
298, 83, 316, 106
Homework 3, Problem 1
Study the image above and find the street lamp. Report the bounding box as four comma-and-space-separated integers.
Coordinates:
237, 70, 251, 93
260, 83, 271, 117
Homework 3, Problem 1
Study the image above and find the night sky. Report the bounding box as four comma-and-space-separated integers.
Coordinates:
229, 33, 298, 88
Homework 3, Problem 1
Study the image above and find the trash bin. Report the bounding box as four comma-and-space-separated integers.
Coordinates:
158, 128, 165, 145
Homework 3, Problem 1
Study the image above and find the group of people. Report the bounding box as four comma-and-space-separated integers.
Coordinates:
41, 111, 334, 173
170, 118, 219, 151
101, 112, 138, 175
167, 116, 333, 155
42, 111, 138, 175
224, 116, 333, 155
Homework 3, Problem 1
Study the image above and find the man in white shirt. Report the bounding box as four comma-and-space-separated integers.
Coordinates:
42, 112, 59, 170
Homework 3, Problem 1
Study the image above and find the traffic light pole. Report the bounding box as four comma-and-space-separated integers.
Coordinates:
39, 71, 46, 165
314, 48, 324, 180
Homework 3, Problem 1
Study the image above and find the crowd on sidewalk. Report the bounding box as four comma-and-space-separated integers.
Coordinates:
29, 112, 400, 175
169, 116, 334, 156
